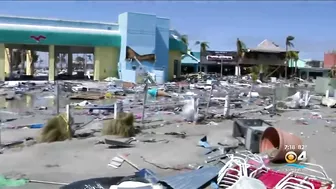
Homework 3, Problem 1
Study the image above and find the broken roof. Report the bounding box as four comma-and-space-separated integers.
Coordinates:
248, 39, 287, 53
181, 53, 200, 65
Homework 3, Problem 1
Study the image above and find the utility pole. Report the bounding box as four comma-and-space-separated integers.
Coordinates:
220, 58, 223, 77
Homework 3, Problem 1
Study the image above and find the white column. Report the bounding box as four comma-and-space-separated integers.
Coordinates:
235, 66, 241, 76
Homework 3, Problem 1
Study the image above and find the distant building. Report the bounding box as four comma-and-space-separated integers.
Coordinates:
324, 51, 336, 68
200, 50, 237, 73
304, 59, 323, 68
243, 39, 288, 66
288, 58, 307, 68
288, 58, 329, 79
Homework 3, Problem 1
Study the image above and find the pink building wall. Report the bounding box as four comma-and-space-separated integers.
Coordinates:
324, 52, 336, 68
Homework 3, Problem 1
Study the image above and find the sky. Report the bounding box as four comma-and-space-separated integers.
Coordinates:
1, 1, 336, 61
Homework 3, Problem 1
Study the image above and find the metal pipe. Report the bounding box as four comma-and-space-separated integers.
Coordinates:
0, 121, 2, 146
220, 59, 223, 77
205, 84, 214, 117
272, 87, 276, 114
29, 179, 68, 186
141, 78, 149, 124
56, 80, 60, 115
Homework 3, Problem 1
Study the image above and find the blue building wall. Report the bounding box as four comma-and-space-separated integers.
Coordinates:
118, 13, 133, 82
118, 12, 170, 84
0, 15, 119, 30
154, 17, 170, 82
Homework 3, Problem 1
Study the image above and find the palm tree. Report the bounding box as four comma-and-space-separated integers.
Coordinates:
292, 51, 299, 75
87, 55, 92, 62
181, 35, 189, 47
287, 51, 299, 76
247, 65, 259, 101
56, 54, 66, 63
236, 38, 247, 76
12, 49, 39, 73
31, 51, 39, 63
29, 51, 39, 74
285, 36, 295, 79
38, 59, 44, 69
75, 56, 85, 63
181, 35, 194, 54
195, 41, 209, 72
56, 54, 67, 70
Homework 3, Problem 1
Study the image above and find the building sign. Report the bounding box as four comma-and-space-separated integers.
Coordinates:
201, 51, 237, 65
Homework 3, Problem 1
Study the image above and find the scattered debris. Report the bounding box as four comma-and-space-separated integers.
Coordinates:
0, 74, 335, 188
102, 112, 136, 137
38, 113, 73, 143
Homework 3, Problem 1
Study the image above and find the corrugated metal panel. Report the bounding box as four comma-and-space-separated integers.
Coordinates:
315, 77, 332, 94
275, 87, 297, 101
159, 166, 220, 189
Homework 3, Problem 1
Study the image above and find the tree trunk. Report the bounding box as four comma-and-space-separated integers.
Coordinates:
248, 83, 254, 104
236, 53, 243, 77
9, 48, 13, 77
259, 64, 264, 82
21, 50, 25, 74
199, 49, 202, 73
220, 62, 223, 77
84, 54, 87, 74
285, 46, 288, 80
236, 59, 240, 77
60, 54, 63, 70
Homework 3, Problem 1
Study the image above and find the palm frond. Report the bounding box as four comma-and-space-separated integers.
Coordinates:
286, 36, 295, 48
56, 53, 67, 63
181, 35, 189, 46
247, 65, 259, 81
236, 38, 247, 58
31, 51, 39, 63
87, 55, 92, 61
287, 51, 299, 61
287, 42, 294, 48
286, 36, 295, 41
200, 42, 209, 52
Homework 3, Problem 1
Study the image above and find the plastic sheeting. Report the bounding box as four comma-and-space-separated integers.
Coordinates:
60, 177, 125, 189
0, 176, 28, 187
230, 176, 266, 189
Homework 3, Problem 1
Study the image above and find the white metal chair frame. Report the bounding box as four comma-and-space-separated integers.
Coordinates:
275, 163, 334, 189
217, 153, 334, 189
217, 152, 265, 188
217, 156, 246, 188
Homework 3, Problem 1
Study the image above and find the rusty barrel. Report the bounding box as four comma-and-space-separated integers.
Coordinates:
259, 127, 303, 163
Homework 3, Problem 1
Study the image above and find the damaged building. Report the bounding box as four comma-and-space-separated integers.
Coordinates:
0, 12, 187, 83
